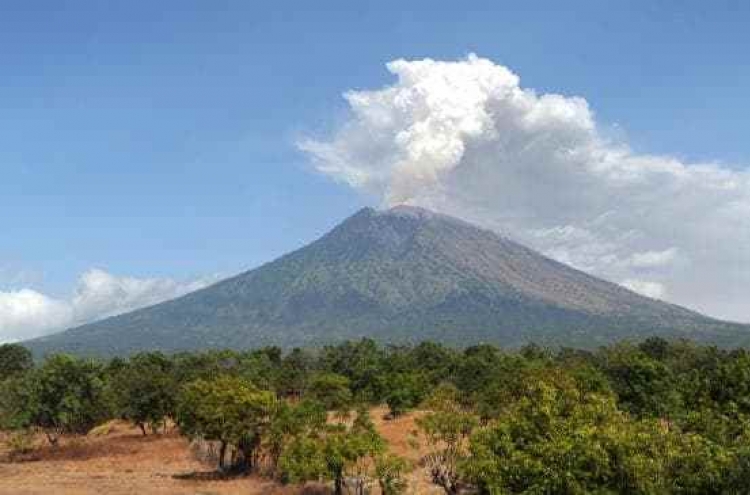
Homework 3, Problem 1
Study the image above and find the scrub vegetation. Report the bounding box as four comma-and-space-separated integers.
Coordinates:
4, 337, 750, 493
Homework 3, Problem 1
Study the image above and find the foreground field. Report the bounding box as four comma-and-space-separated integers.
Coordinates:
8, 339, 750, 493
0, 407, 432, 495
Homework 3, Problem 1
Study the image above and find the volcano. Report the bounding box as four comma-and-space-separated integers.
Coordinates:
26, 206, 750, 356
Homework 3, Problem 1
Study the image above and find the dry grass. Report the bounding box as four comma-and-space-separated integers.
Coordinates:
0, 408, 441, 495
0, 421, 317, 495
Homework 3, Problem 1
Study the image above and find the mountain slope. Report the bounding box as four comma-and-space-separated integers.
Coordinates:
25, 206, 750, 356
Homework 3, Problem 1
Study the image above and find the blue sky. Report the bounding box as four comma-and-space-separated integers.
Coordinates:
2, 1, 750, 339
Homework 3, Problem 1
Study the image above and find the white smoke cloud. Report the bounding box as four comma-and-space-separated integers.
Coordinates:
300, 54, 750, 323
0, 269, 213, 343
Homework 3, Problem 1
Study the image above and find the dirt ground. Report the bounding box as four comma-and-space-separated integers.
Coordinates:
0, 407, 440, 495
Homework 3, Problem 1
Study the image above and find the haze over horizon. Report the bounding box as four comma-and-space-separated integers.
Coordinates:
2, 1, 750, 342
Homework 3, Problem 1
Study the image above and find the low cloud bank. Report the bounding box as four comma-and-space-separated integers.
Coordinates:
0, 269, 213, 343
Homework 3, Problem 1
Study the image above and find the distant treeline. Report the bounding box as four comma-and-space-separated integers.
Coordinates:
3, 337, 750, 493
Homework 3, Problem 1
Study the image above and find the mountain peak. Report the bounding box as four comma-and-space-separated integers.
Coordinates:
381, 204, 439, 218
350, 204, 444, 222
372, 204, 478, 232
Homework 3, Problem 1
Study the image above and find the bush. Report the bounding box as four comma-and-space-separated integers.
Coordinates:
5, 429, 37, 462
375, 454, 411, 494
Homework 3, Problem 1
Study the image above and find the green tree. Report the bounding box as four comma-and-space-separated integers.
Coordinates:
27, 354, 114, 445
384, 372, 425, 417
460, 368, 744, 495
454, 345, 502, 397
176, 375, 276, 472
321, 339, 386, 402
306, 372, 352, 411
0, 374, 34, 429
279, 406, 385, 495
267, 399, 327, 474
416, 390, 478, 494
237, 347, 283, 391
171, 349, 241, 384
601, 344, 683, 418
113, 352, 177, 435
375, 453, 411, 495
463, 383, 622, 494
276, 347, 315, 397
403, 342, 457, 385
0, 344, 33, 379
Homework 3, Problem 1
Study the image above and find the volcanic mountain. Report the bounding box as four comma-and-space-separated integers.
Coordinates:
26, 206, 750, 356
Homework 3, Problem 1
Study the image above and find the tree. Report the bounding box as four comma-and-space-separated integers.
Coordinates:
601, 344, 683, 418
177, 375, 275, 472
408, 341, 456, 376
453, 345, 504, 397
463, 381, 622, 494
113, 352, 177, 435
171, 349, 241, 384
267, 399, 327, 474
321, 339, 386, 402
279, 406, 385, 495
238, 347, 283, 391
306, 372, 352, 411
696, 350, 750, 416
0, 344, 33, 379
276, 347, 315, 397
638, 336, 672, 361
383, 372, 425, 417
0, 373, 34, 430
375, 453, 411, 495
459, 368, 746, 495
26, 355, 114, 445
416, 390, 478, 494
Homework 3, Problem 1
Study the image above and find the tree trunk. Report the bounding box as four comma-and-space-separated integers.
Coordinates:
334, 473, 343, 495
218, 441, 227, 471
138, 423, 147, 436
238, 435, 260, 473
45, 431, 59, 447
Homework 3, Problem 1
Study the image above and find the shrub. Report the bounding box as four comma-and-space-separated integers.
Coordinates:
5, 429, 37, 461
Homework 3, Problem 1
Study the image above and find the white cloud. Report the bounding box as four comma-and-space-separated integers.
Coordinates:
627, 248, 679, 269
0, 290, 73, 341
300, 54, 750, 323
621, 279, 666, 300
0, 269, 213, 343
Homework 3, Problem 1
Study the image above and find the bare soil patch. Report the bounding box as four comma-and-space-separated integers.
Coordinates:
0, 409, 437, 494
